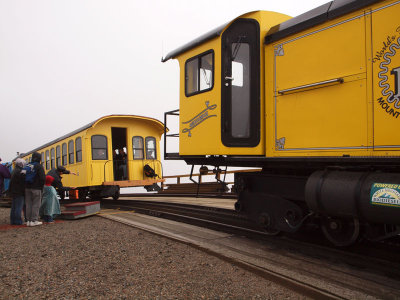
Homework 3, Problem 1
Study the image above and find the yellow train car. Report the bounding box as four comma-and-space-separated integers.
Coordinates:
162, 0, 400, 246
20, 115, 164, 200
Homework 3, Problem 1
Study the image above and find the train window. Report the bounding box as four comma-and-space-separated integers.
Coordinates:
41, 152, 44, 168
91, 135, 108, 160
56, 146, 61, 167
132, 136, 144, 160
46, 150, 50, 170
75, 137, 82, 162
51, 148, 55, 169
185, 50, 214, 96
62, 143, 67, 165
68, 140, 74, 164
145, 137, 157, 160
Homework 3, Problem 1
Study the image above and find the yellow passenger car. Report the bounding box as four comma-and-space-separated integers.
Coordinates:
20, 115, 164, 200
162, 0, 400, 246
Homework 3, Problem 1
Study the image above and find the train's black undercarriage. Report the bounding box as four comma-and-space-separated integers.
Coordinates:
178, 155, 400, 246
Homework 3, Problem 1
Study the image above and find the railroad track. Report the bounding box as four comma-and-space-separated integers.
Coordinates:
99, 198, 400, 299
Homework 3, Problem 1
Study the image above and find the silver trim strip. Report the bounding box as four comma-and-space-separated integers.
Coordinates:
277, 0, 400, 47
278, 78, 343, 95
277, 145, 400, 151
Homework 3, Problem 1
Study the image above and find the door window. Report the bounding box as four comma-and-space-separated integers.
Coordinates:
221, 19, 260, 147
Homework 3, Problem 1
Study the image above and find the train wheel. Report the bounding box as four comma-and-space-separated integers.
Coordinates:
259, 212, 281, 236
112, 187, 120, 200
78, 189, 88, 201
321, 216, 360, 247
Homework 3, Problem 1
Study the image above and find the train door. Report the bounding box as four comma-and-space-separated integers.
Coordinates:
221, 18, 260, 147
111, 127, 128, 181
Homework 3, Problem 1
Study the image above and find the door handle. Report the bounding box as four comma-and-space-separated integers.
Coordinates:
225, 76, 234, 80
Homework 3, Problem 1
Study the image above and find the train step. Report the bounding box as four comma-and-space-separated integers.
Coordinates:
61, 201, 101, 219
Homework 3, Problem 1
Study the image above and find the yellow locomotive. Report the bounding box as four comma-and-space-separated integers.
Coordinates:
163, 0, 400, 245
20, 115, 164, 200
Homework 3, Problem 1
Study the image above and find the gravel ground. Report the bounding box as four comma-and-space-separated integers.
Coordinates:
0, 207, 303, 299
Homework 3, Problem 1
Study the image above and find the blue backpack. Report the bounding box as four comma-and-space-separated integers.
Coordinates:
24, 162, 38, 184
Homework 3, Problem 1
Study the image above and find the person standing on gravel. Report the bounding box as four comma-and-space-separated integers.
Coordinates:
24, 152, 45, 227
9, 158, 26, 225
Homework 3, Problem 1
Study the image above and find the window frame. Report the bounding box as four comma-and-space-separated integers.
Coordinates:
62, 143, 67, 165
75, 137, 82, 163
184, 50, 214, 97
46, 150, 50, 170
41, 152, 44, 168
68, 140, 74, 164
56, 146, 61, 167
132, 136, 144, 160
91, 135, 108, 160
50, 148, 55, 169
145, 136, 157, 160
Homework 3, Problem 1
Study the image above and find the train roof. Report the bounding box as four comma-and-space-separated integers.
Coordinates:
162, 0, 383, 62
264, 0, 382, 44
161, 22, 229, 62
18, 115, 165, 158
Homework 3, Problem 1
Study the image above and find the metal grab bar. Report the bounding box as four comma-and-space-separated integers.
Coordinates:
277, 78, 344, 95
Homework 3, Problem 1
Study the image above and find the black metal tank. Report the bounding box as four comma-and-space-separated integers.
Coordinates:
305, 170, 400, 225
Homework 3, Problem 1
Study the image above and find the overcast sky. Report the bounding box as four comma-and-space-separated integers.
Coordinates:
0, 0, 328, 175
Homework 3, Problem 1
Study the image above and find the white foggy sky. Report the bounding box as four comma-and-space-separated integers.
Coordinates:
0, 0, 328, 175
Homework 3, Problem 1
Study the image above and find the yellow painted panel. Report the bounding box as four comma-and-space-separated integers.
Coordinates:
275, 77, 368, 151
371, 1, 400, 149
86, 117, 163, 185
177, 11, 290, 156
275, 15, 366, 91
21, 116, 163, 189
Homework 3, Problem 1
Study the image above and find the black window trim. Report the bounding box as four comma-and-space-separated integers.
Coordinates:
132, 136, 144, 160
185, 49, 215, 97
221, 18, 261, 147
91, 135, 108, 161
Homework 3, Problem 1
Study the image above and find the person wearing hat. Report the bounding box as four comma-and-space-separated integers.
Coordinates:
39, 175, 60, 223
9, 158, 26, 225
46, 166, 76, 200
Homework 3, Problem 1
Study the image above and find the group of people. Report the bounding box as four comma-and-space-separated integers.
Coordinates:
5, 151, 74, 226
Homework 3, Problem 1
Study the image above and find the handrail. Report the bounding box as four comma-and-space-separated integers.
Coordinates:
278, 78, 343, 95
164, 109, 180, 160
162, 168, 262, 185
102, 159, 163, 183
